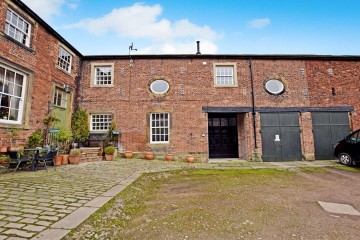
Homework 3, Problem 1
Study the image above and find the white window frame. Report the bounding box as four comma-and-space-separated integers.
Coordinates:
5, 8, 31, 47
0, 64, 27, 124
90, 63, 114, 87
53, 87, 67, 108
150, 113, 170, 144
58, 47, 72, 73
213, 63, 238, 87
90, 114, 112, 132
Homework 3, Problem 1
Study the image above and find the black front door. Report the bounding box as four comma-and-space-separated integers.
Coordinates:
208, 114, 238, 158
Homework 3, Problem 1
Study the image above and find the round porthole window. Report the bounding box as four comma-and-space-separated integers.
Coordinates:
150, 80, 170, 94
265, 79, 285, 95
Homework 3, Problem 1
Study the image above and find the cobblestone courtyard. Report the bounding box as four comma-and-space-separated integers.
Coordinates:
0, 159, 343, 240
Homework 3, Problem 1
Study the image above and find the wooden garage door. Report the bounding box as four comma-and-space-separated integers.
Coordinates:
260, 112, 302, 162
312, 112, 350, 160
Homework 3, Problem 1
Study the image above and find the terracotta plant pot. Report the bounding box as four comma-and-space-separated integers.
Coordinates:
54, 155, 63, 166
62, 154, 69, 165
7, 146, 18, 152
144, 152, 154, 160
124, 151, 133, 159
186, 155, 194, 163
69, 156, 80, 164
165, 154, 174, 161
105, 154, 113, 161
0, 146, 8, 153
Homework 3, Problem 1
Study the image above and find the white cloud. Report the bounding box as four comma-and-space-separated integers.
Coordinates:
139, 40, 218, 54
65, 3, 218, 54
67, 1, 80, 10
248, 18, 271, 29
22, 0, 65, 21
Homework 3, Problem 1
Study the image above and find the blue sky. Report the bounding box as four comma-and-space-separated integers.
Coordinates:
22, 0, 360, 56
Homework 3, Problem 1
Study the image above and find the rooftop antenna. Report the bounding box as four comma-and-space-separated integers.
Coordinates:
129, 42, 137, 55
129, 42, 137, 67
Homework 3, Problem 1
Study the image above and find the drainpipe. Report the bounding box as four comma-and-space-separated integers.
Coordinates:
249, 58, 258, 149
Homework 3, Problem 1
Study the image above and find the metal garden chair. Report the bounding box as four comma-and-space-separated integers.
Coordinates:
36, 149, 58, 171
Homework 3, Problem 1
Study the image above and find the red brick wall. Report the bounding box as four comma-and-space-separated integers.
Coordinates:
306, 60, 360, 129
0, 0, 81, 146
80, 57, 360, 159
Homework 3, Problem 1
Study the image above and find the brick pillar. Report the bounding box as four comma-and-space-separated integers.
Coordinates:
300, 112, 315, 160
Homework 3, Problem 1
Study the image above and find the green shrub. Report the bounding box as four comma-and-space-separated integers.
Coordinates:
69, 148, 81, 157
27, 129, 43, 148
105, 146, 115, 155
71, 108, 90, 142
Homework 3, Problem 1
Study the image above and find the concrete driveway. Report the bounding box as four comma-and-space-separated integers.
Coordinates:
0, 159, 342, 240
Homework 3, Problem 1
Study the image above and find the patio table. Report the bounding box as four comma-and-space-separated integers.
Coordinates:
23, 147, 43, 171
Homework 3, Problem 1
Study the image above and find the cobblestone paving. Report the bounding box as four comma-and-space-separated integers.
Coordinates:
0, 159, 340, 239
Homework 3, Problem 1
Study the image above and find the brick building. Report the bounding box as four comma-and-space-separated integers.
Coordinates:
0, 0, 81, 145
1, 0, 360, 162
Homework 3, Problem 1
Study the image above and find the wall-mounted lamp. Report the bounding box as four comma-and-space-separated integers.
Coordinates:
63, 84, 69, 92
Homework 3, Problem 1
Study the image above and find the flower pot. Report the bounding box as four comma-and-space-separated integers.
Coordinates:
124, 151, 133, 159
105, 154, 113, 161
0, 146, 8, 153
165, 154, 174, 161
186, 155, 194, 163
54, 155, 63, 166
0, 161, 9, 167
69, 156, 80, 164
7, 146, 18, 152
62, 154, 69, 165
144, 152, 154, 160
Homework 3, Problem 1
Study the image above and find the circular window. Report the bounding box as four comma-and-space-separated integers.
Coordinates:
150, 80, 169, 94
265, 79, 285, 95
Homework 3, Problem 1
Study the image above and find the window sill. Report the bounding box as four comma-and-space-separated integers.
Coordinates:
0, 122, 30, 129
214, 84, 239, 88
56, 66, 72, 76
90, 84, 114, 88
2, 33, 34, 53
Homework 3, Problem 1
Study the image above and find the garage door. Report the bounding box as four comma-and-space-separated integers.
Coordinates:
312, 112, 350, 160
261, 112, 302, 162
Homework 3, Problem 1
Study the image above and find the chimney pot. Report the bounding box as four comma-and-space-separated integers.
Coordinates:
196, 41, 201, 55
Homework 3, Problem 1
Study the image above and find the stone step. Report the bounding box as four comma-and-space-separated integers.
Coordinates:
80, 156, 103, 163
79, 148, 101, 155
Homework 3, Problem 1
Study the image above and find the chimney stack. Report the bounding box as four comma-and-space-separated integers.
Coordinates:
196, 41, 201, 55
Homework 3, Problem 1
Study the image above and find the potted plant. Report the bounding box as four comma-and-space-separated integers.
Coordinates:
0, 154, 10, 167
71, 108, 90, 147
69, 148, 81, 164
186, 155, 194, 163
54, 127, 72, 164
124, 150, 133, 159
6, 129, 19, 151
165, 153, 174, 161
105, 146, 115, 161
54, 154, 63, 166
26, 129, 43, 148
144, 151, 154, 160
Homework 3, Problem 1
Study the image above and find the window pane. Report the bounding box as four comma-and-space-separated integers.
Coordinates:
216, 66, 234, 85
91, 114, 112, 131
1, 94, 9, 107
0, 107, 9, 120
150, 113, 170, 143
6, 9, 30, 46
